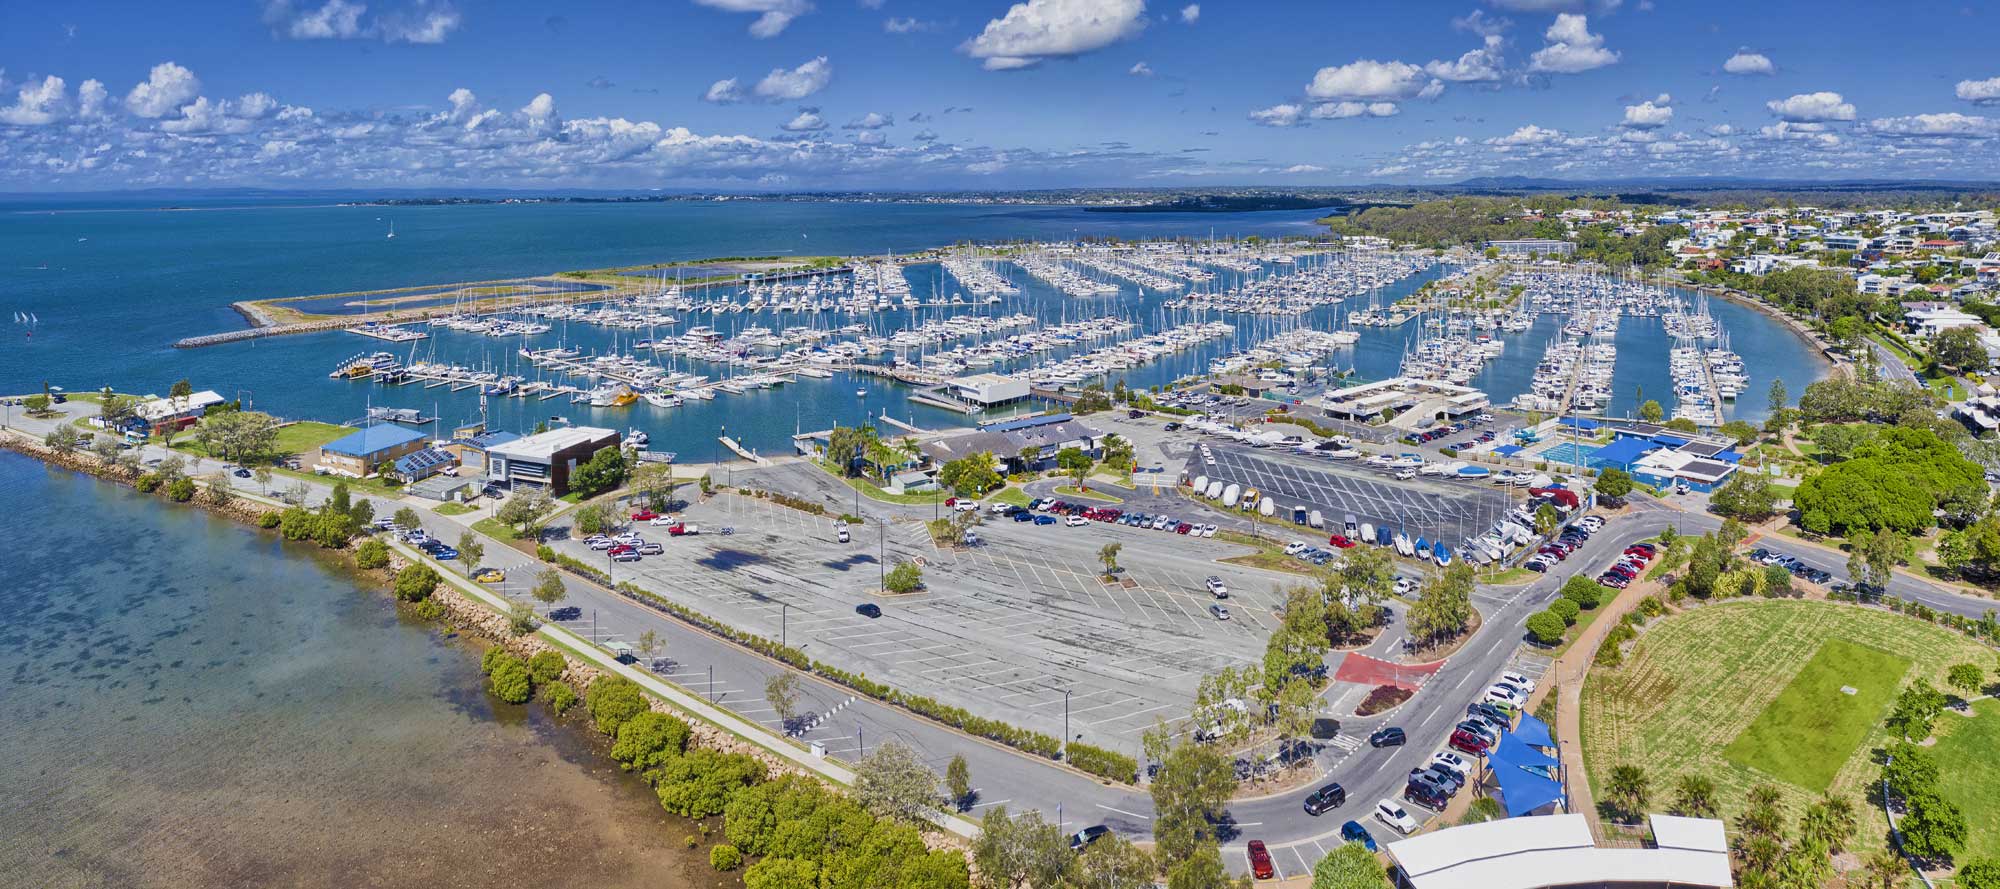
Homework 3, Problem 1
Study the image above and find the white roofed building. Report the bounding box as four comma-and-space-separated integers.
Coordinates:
1387, 813, 1733, 889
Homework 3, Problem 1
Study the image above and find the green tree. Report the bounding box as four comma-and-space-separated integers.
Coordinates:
855, 740, 942, 824
1548, 597, 1581, 625
1672, 774, 1718, 818
43, 425, 80, 455
1527, 610, 1566, 645
1768, 377, 1789, 414
1311, 842, 1390, 889
507, 603, 539, 637
710, 845, 743, 872
1102, 434, 1136, 473
1899, 789, 1968, 861
1594, 467, 1634, 502
1070, 833, 1157, 889
1606, 764, 1650, 822
1882, 741, 1939, 801
744, 857, 819, 889
1406, 561, 1475, 649
585, 676, 648, 737
884, 560, 923, 593
532, 567, 566, 612
393, 506, 421, 530
972, 806, 1072, 889
457, 531, 485, 573
1886, 678, 1947, 741
1718, 420, 1761, 447
22, 393, 49, 415
496, 487, 556, 537
611, 711, 691, 771
528, 650, 566, 685
489, 655, 533, 704
937, 452, 1002, 498
1933, 325, 1988, 372
1639, 399, 1664, 423
765, 671, 803, 731
655, 748, 765, 819
354, 538, 390, 570
1561, 575, 1605, 609
1710, 472, 1778, 521
1150, 738, 1237, 867
1947, 663, 1985, 696
1057, 447, 1094, 488
568, 445, 631, 498
393, 563, 440, 602
1098, 542, 1123, 578
1956, 859, 2000, 889
944, 754, 971, 810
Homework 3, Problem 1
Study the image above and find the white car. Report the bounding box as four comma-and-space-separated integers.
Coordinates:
1484, 684, 1526, 709
587, 537, 614, 551
1283, 541, 1308, 556
837, 526, 851, 544
1577, 516, 1606, 531
1430, 751, 1472, 777
989, 502, 1012, 515
953, 500, 978, 513
649, 515, 681, 526
1394, 469, 1417, 481
1499, 671, 1538, 695
1065, 515, 1088, 527
1205, 576, 1229, 597
1375, 799, 1420, 835
1200, 524, 1217, 538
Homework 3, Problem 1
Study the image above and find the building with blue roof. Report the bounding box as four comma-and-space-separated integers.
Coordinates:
315, 424, 429, 478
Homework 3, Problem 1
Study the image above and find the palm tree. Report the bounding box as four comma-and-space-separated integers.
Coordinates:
1816, 792, 1858, 855
1863, 847, 1907, 889
1606, 764, 1650, 821
1098, 542, 1122, 578
1672, 774, 1718, 817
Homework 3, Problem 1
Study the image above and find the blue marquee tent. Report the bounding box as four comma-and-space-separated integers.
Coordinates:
1514, 713, 1556, 749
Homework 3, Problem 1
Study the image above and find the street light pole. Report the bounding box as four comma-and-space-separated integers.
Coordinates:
1063, 689, 1070, 764
782, 602, 789, 649
878, 520, 886, 590
708, 665, 714, 703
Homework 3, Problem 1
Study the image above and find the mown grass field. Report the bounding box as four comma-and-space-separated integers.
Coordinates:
1933, 698, 2000, 861
1720, 639, 1909, 792
1581, 600, 1993, 853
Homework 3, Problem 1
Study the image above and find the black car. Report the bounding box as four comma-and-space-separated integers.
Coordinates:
1404, 778, 1450, 810
855, 603, 882, 618
548, 606, 582, 621
1303, 782, 1347, 816
1069, 825, 1110, 851
1368, 726, 1406, 748
1128, 409, 1145, 419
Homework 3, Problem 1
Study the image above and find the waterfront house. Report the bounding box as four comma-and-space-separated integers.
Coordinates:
133, 389, 227, 433
316, 424, 429, 479
484, 426, 620, 495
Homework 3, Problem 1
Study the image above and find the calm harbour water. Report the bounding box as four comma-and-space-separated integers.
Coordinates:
2, 199, 1820, 453
0, 451, 722, 889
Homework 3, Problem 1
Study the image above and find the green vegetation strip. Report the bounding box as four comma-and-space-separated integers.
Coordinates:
1721, 639, 1910, 792
1581, 600, 1994, 856
1932, 698, 2000, 860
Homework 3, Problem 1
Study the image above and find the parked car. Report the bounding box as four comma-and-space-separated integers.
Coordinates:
855, 603, 882, 618
472, 568, 505, 583
1247, 841, 1275, 880
1303, 782, 1347, 816
630, 510, 659, 522
1404, 777, 1450, 810
1430, 750, 1471, 780
1375, 799, 1420, 835
637, 542, 664, 555
1069, 825, 1110, 851
1209, 603, 1231, 621
1340, 820, 1377, 851
1449, 728, 1491, 755
1065, 515, 1088, 527
1328, 534, 1356, 549
1205, 576, 1229, 598
837, 526, 851, 543
1368, 726, 1406, 748
611, 549, 641, 562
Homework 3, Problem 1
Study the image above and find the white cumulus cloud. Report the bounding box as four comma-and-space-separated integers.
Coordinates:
125, 62, 200, 119
1485, 124, 1562, 146
1622, 99, 1672, 128
703, 78, 744, 104
1129, 61, 1154, 77
843, 111, 893, 129
0, 75, 68, 126
780, 110, 827, 132
1723, 51, 1774, 75
1958, 77, 2000, 107
692, 0, 813, 38
1248, 104, 1304, 128
1425, 36, 1506, 83
960, 0, 1147, 71
1180, 3, 1199, 23
261, 0, 460, 43
1311, 101, 1399, 120
1864, 113, 1999, 139
1528, 14, 1617, 74
76, 79, 107, 119
753, 57, 832, 102
1767, 91, 1855, 122
1306, 59, 1430, 101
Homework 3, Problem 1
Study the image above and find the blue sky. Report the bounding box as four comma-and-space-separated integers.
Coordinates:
2, 0, 1998, 191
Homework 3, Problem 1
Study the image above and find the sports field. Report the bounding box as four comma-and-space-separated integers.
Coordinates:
1721, 639, 1909, 792
1581, 600, 1992, 851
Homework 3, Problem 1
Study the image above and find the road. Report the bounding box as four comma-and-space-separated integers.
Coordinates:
12, 401, 1998, 879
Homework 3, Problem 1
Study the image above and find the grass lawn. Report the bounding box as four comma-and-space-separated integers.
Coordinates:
268, 465, 408, 497
987, 487, 1032, 508
168, 420, 353, 461
1720, 638, 1910, 792
815, 462, 947, 505
1483, 567, 1537, 585
471, 517, 523, 541
1931, 698, 2000, 860
1581, 600, 1993, 855
434, 501, 476, 516
1053, 485, 1122, 503
1213, 529, 1315, 576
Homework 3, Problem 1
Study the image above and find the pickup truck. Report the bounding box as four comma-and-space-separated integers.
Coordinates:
667, 523, 700, 537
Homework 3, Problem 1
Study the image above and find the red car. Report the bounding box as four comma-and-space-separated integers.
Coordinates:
1247, 840, 1275, 880
630, 510, 659, 522
1176, 522, 1193, 534
1449, 728, 1491, 755
1328, 534, 1356, 549
608, 544, 636, 555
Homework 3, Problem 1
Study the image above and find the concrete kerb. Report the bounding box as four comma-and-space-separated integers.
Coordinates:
388, 537, 984, 841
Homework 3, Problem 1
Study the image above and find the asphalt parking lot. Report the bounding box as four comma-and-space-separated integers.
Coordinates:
1190, 444, 1515, 548
552, 482, 1313, 754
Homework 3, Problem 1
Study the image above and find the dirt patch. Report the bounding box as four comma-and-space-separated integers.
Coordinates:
1355, 684, 1413, 716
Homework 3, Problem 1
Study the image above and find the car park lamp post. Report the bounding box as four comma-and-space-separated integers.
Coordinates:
1062, 690, 1070, 763
781, 603, 789, 649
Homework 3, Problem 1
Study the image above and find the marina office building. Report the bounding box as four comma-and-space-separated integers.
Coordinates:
485, 426, 621, 496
